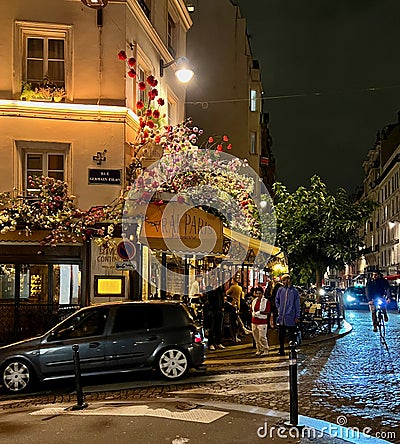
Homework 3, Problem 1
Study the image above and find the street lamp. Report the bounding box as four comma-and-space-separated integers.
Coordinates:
160, 57, 194, 83
81, 0, 108, 8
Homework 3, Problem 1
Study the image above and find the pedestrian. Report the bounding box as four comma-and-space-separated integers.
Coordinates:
365, 269, 390, 332
205, 280, 225, 351
189, 275, 203, 298
275, 274, 300, 356
265, 277, 282, 328
226, 277, 243, 311
251, 286, 270, 357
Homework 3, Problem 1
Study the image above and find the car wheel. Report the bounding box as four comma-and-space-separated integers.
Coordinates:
2, 360, 34, 394
157, 348, 189, 380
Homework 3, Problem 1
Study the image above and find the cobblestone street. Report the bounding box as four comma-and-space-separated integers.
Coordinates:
1, 312, 399, 443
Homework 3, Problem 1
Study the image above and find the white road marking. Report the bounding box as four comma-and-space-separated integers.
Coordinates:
29, 404, 228, 424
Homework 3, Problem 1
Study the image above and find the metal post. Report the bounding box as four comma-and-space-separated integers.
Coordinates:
327, 304, 332, 334
288, 341, 299, 426
71, 344, 88, 410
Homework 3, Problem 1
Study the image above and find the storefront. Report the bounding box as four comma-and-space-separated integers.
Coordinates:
0, 231, 86, 344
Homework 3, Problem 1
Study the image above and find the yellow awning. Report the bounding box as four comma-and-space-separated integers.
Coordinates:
223, 227, 280, 257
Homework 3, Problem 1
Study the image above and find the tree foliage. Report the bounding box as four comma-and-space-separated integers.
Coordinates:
272, 175, 377, 287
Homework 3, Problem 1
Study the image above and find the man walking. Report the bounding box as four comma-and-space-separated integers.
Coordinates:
275, 274, 300, 356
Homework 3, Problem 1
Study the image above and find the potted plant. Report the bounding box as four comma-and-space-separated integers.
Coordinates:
20, 77, 66, 102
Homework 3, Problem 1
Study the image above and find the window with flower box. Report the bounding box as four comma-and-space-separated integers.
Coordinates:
14, 21, 72, 99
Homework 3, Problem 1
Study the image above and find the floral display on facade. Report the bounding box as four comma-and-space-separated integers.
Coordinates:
0, 55, 269, 245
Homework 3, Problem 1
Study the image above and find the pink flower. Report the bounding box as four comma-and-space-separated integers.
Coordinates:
118, 50, 127, 60
128, 57, 136, 67
147, 120, 155, 128
155, 135, 161, 144
177, 196, 185, 204
223, 135, 229, 142
217, 144, 223, 151
136, 100, 144, 109
146, 109, 153, 117
157, 98, 165, 106
153, 109, 160, 119
227, 143, 232, 150
208, 137, 214, 143
138, 82, 146, 91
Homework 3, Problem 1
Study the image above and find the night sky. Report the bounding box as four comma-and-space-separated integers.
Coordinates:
235, 0, 400, 193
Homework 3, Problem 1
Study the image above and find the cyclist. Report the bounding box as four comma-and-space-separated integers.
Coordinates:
365, 270, 390, 332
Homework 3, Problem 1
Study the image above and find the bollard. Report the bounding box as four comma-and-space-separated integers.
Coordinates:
287, 341, 301, 427
71, 344, 88, 410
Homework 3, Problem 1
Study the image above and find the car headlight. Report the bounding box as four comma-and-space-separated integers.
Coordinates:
346, 295, 356, 302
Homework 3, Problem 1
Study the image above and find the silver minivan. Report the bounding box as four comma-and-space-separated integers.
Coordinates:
0, 301, 205, 394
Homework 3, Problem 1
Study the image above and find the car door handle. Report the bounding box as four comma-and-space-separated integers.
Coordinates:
89, 342, 100, 348
146, 336, 157, 341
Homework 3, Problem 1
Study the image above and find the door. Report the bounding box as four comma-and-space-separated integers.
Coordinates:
39, 306, 110, 378
105, 304, 163, 370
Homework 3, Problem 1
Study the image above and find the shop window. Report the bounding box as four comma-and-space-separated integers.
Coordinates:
15, 21, 72, 97
0, 263, 81, 304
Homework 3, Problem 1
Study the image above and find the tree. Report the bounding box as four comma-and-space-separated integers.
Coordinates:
272, 175, 376, 290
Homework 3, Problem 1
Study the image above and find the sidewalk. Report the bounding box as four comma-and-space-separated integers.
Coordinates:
204, 319, 353, 363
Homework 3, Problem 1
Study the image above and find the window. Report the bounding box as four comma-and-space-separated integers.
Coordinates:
167, 14, 176, 56
16, 141, 69, 194
250, 131, 257, 155
113, 305, 147, 332
250, 89, 257, 112
136, 65, 147, 106
52, 307, 109, 340
14, 22, 72, 98
26, 37, 65, 87
26, 153, 64, 191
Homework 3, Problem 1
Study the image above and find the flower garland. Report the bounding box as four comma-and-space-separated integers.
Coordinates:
0, 54, 265, 245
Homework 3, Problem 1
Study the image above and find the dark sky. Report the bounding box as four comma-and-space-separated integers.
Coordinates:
235, 0, 400, 193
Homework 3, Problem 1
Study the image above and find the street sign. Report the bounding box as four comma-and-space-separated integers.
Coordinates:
117, 240, 136, 260
116, 261, 136, 271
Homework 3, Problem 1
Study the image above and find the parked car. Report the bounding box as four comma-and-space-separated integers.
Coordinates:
343, 286, 369, 309
0, 301, 205, 394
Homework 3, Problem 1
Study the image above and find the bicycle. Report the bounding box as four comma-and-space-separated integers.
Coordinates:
375, 298, 389, 350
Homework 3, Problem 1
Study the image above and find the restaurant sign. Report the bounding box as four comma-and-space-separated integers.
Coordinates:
139, 203, 223, 254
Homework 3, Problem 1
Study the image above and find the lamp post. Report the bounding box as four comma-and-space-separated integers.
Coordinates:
160, 57, 194, 83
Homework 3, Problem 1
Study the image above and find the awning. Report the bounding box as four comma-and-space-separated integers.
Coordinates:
222, 227, 281, 262
139, 203, 223, 254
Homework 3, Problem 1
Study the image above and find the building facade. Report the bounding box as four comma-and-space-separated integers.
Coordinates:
361, 113, 400, 277
0, 0, 192, 343
185, 0, 275, 189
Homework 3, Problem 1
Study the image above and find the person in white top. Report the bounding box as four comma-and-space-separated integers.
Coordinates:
189, 275, 203, 297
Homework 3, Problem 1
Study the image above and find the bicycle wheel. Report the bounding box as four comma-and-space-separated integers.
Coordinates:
377, 312, 386, 338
